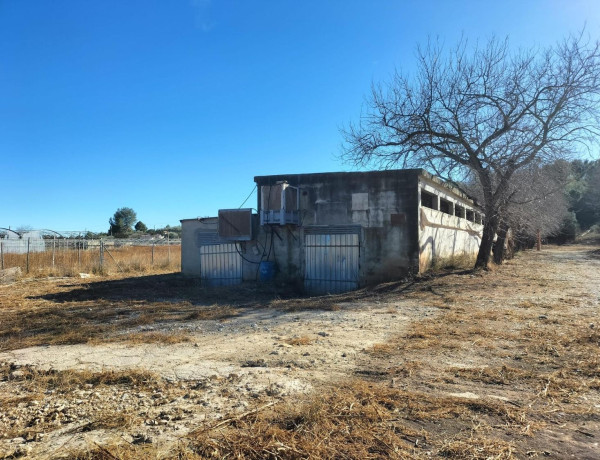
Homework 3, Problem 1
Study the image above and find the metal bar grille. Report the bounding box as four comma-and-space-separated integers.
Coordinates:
304, 233, 359, 295
200, 243, 242, 286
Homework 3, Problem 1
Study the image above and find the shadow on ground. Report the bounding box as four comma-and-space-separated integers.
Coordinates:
27, 273, 295, 307
0, 267, 476, 351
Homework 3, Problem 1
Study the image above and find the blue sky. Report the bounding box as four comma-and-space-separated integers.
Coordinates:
2, 0, 599, 232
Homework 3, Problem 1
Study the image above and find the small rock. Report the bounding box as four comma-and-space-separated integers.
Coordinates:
9, 370, 25, 380
317, 331, 330, 337
132, 433, 153, 444
14, 445, 32, 456
242, 359, 267, 368
539, 315, 548, 320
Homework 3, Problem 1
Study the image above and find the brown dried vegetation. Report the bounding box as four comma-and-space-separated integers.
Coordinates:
1, 245, 599, 459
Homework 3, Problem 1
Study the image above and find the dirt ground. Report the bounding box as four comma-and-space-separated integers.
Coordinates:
0, 245, 599, 459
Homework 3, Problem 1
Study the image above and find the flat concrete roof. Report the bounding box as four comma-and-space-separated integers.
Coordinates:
254, 168, 424, 184
254, 168, 480, 207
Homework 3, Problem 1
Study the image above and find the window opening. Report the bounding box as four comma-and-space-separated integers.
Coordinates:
421, 189, 438, 210
439, 198, 453, 215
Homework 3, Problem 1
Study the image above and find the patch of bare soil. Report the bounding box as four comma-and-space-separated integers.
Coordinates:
0, 245, 599, 459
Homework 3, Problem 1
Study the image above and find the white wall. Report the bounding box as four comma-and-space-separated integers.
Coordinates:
418, 179, 483, 271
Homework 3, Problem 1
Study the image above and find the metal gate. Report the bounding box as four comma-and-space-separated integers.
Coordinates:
200, 243, 242, 286
304, 227, 360, 294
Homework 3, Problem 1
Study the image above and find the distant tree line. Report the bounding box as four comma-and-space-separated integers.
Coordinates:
74, 208, 182, 239
466, 158, 600, 262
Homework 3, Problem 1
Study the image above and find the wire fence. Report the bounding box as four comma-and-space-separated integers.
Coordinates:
0, 238, 181, 276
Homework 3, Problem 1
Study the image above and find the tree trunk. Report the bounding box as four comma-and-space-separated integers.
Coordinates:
474, 215, 498, 269
493, 221, 510, 265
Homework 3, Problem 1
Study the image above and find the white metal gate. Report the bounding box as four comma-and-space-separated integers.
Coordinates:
200, 243, 242, 286
304, 228, 360, 294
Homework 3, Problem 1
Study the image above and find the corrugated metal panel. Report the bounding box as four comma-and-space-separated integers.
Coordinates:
304, 232, 359, 295
200, 243, 242, 286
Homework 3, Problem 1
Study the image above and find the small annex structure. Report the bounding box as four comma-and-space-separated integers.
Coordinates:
180, 169, 484, 294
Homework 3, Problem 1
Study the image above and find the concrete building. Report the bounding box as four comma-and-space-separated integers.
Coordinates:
181, 169, 484, 294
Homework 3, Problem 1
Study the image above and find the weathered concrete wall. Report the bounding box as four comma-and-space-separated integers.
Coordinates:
417, 178, 483, 271
180, 218, 218, 276
253, 170, 422, 287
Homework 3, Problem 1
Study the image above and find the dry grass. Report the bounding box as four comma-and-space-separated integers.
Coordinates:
430, 252, 476, 271
438, 437, 514, 459
0, 275, 241, 351
64, 380, 528, 459
111, 331, 193, 344
283, 336, 313, 346
2, 244, 600, 459
0, 363, 156, 389
365, 342, 396, 356
0, 364, 160, 442
1, 244, 181, 278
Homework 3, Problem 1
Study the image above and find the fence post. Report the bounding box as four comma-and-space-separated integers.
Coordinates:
0, 241, 3, 270
78, 239, 81, 267
152, 242, 155, 265
100, 240, 104, 269
26, 238, 30, 273
52, 238, 56, 268
167, 233, 170, 265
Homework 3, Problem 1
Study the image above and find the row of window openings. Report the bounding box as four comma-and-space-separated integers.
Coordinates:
421, 190, 483, 224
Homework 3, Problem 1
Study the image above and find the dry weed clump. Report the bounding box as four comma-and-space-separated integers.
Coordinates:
112, 331, 192, 345
1, 363, 156, 390
430, 253, 476, 271
365, 342, 396, 356
438, 437, 514, 459
451, 365, 534, 386
283, 336, 313, 346
188, 381, 421, 459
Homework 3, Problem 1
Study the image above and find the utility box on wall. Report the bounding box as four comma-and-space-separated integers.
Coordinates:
218, 208, 253, 241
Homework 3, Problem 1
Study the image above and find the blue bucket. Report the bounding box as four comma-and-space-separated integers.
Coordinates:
259, 261, 275, 281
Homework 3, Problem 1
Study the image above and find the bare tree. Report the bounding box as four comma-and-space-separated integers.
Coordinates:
342, 34, 600, 268
467, 162, 571, 263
